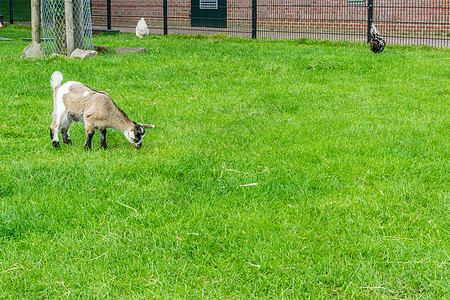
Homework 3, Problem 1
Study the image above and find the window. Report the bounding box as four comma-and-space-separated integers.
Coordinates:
348, 0, 365, 5
200, 0, 218, 10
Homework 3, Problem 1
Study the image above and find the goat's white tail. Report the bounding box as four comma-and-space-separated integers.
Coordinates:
50, 71, 64, 89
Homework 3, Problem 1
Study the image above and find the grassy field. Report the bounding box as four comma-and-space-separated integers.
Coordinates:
0, 25, 449, 298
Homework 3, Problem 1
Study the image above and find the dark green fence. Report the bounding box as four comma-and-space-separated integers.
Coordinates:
91, 0, 449, 48
0, 0, 31, 23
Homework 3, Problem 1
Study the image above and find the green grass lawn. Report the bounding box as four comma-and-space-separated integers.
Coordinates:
0, 25, 449, 298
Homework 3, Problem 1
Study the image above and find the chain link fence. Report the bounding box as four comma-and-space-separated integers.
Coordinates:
41, 0, 93, 55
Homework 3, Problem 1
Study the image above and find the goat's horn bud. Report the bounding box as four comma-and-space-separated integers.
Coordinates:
138, 123, 155, 128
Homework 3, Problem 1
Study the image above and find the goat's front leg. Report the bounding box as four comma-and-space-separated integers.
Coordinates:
84, 124, 95, 150
99, 129, 108, 149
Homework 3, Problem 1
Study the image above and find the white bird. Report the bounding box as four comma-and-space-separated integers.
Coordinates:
136, 18, 149, 39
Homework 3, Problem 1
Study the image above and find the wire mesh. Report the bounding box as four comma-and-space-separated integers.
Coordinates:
40, 0, 94, 55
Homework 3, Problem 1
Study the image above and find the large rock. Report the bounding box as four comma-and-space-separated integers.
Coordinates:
94, 45, 111, 54
69, 48, 98, 59
21, 42, 44, 59
115, 47, 147, 54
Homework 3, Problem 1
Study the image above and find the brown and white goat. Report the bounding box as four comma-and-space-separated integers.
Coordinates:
49, 71, 154, 149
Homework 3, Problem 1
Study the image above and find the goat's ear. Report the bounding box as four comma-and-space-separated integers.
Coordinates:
138, 123, 155, 129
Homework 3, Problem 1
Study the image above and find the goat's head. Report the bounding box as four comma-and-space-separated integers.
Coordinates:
124, 122, 155, 149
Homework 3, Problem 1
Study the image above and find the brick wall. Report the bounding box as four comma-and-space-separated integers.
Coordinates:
91, 0, 450, 36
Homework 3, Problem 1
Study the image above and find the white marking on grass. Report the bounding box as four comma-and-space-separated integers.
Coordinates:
381, 236, 413, 240
387, 259, 427, 264
59, 291, 71, 298
239, 183, 258, 187
88, 251, 108, 261
260, 166, 269, 172
361, 287, 398, 294
145, 278, 158, 286
116, 201, 139, 214
221, 183, 259, 188
246, 262, 261, 268
224, 168, 250, 174
0, 264, 30, 274
0, 266, 22, 274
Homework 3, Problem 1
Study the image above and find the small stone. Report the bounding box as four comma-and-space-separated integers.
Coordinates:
49, 53, 65, 59
94, 45, 111, 54
115, 47, 147, 54
69, 48, 98, 59
21, 42, 44, 59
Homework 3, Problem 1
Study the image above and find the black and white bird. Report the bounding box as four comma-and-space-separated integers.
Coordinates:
370, 24, 386, 53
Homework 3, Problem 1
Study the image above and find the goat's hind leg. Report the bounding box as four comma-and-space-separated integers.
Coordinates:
50, 113, 72, 148
49, 120, 60, 148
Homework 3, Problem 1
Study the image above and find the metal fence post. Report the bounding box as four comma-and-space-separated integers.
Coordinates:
9, 0, 13, 24
107, 0, 111, 30
163, 0, 167, 35
252, 0, 257, 38
367, 0, 373, 43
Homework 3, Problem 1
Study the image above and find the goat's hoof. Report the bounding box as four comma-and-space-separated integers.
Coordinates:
63, 139, 72, 145
52, 141, 60, 148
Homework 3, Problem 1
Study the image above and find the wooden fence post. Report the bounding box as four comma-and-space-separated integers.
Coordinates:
65, 0, 75, 55
31, 0, 40, 43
